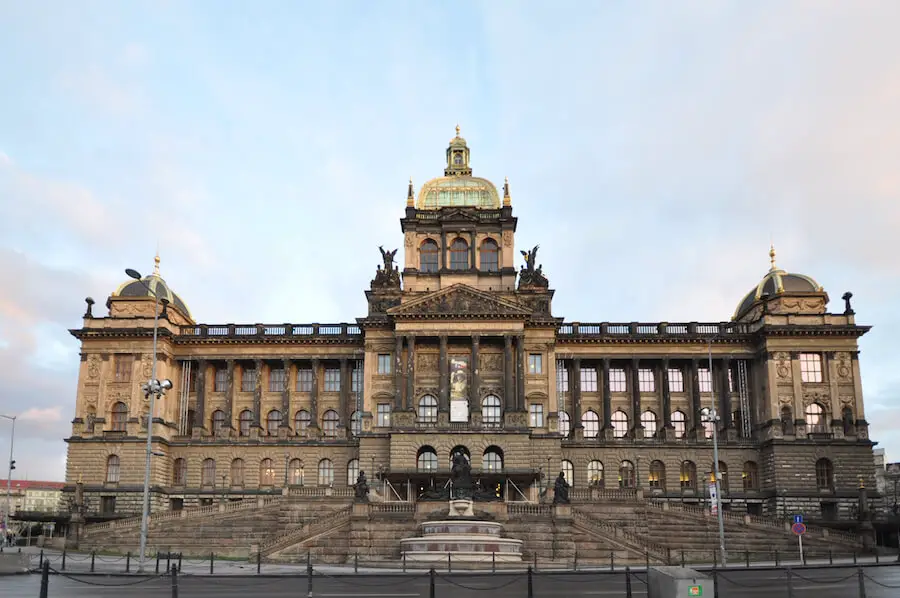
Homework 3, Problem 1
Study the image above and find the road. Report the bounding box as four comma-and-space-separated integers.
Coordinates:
3, 565, 899, 598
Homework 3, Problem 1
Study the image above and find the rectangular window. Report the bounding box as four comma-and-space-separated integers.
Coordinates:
114, 355, 133, 382
580, 367, 598, 392
557, 361, 568, 395
241, 368, 256, 392
269, 368, 286, 392
800, 353, 823, 383
728, 368, 735, 393
609, 368, 627, 392
668, 369, 684, 393
528, 354, 543, 375
377, 403, 391, 427
698, 368, 712, 393
324, 368, 341, 392
529, 403, 544, 428
351, 366, 363, 393
638, 368, 655, 392
377, 354, 392, 375
214, 368, 227, 392
296, 368, 312, 392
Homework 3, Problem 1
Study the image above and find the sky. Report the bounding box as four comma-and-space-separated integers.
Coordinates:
0, 1, 898, 482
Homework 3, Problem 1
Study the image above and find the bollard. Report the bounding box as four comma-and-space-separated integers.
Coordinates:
713, 569, 719, 598
572, 549, 576, 571
527, 565, 534, 598
448, 551, 452, 573
170, 563, 179, 598
713, 549, 717, 569
429, 568, 436, 598
853, 552, 857, 565
745, 550, 750, 568
62, 548, 67, 571
775, 549, 779, 567
39, 549, 44, 565
492, 551, 496, 573
178, 552, 182, 573
857, 565, 867, 598
39, 559, 50, 598
667, 547, 672, 566
681, 550, 685, 567
829, 550, 833, 565
354, 552, 358, 573
91, 550, 96, 572
257, 551, 261, 575
875, 552, 880, 564
645, 551, 650, 571
610, 551, 614, 571
307, 558, 314, 598
625, 566, 633, 598
533, 551, 537, 571
403, 552, 406, 573
126, 551, 131, 573
210, 552, 214, 575
786, 567, 794, 598
166, 551, 171, 573
156, 552, 160, 574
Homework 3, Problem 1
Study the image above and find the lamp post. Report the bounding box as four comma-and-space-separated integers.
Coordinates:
1, 414, 15, 546
706, 341, 727, 567
125, 268, 172, 573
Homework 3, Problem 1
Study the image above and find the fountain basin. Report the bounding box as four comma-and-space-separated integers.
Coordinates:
400, 535, 523, 562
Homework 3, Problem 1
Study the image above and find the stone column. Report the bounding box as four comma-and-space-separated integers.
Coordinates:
340, 358, 350, 432
601, 358, 612, 433
503, 335, 514, 411
470, 335, 480, 410
440, 232, 447, 270
225, 359, 235, 429
309, 359, 320, 428
630, 358, 643, 436
690, 358, 703, 437
515, 334, 526, 411
281, 359, 291, 429
253, 359, 263, 428
406, 335, 416, 411
661, 358, 672, 430
719, 357, 733, 429
439, 335, 449, 412
195, 359, 207, 430
572, 358, 583, 430
394, 336, 404, 411
469, 231, 476, 269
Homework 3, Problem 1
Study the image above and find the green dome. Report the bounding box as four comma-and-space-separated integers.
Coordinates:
417, 176, 501, 209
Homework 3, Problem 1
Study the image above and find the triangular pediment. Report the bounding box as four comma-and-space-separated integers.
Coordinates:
388, 284, 531, 318
439, 208, 480, 222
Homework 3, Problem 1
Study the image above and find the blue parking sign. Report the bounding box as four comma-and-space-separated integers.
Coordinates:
794, 515, 803, 524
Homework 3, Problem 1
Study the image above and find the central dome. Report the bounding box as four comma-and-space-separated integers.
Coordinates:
415, 126, 502, 210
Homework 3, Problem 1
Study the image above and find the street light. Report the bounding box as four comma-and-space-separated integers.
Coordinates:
125, 267, 172, 573
1, 414, 15, 547
706, 341, 727, 567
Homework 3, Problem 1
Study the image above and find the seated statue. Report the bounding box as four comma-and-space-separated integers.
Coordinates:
449, 451, 474, 499
553, 472, 570, 504
354, 470, 370, 502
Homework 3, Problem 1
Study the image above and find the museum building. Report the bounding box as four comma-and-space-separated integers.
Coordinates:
64, 128, 876, 523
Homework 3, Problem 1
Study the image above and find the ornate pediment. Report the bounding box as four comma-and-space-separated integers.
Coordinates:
388, 284, 531, 319
439, 209, 480, 222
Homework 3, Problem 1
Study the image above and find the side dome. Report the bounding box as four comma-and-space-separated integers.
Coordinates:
111, 256, 192, 319
733, 246, 824, 321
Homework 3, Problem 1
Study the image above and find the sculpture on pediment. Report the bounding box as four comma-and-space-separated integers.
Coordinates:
518, 244, 549, 289
371, 246, 402, 289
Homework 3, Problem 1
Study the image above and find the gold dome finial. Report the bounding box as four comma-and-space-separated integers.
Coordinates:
407, 176, 414, 206
769, 243, 777, 271
455, 124, 460, 138
153, 252, 161, 276
503, 176, 511, 207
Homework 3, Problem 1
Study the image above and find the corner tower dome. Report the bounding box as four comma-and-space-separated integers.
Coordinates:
416, 125, 501, 210
733, 245, 825, 321
111, 254, 192, 318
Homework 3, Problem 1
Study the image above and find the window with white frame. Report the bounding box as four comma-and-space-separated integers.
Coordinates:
296, 368, 312, 392
668, 368, 684, 393
609, 368, 627, 392
671, 410, 686, 438
640, 410, 657, 438
324, 368, 341, 392
377, 403, 391, 427
612, 410, 629, 438
800, 353, 823, 383
698, 368, 712, 393
580, 367, 598, 392
582, 410, 600, 438
558, 411, 570, 437
638, 369, 655, 392
377, 354, 392, 375
529, 403, 544, 428
528, 354, 543, 375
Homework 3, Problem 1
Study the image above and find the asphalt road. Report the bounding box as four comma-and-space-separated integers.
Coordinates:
3, 565, 899, 597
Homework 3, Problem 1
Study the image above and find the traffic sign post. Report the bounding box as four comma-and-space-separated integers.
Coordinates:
792, 522, 807, 564
794, 514, 803, 524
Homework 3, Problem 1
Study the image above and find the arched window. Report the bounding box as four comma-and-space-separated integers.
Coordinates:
680, 461, 697, 490
742, 461, 759, 491
201, 458, 216, 487
295, 410, 311, 434
816, 458, 834, 490
105, 455, 120, 483
483, 446, 504, 472
289, 458, 304, 486
211, 410, 226, 433
612, 410, 629, 438
641, 410, 657, 438
781, 406, 794, 435
842, 406, 855, 435
805, 402, 826, 434
420, 239, 439, 273
322, 409, 340, 437
482, 395, 502, 428
480, 238, 499, 272
671, 410, 686, 438
417, 446, 438, 471
350, 411, 362, 436
259, 458, 275, 486
231, 458, 245, 487
266, 409, 282, 435
648, 460, 666, 490
318, 458, 334, 486
558, 411, 570, 438
588, 461, 604, 487
619, 460, 635, 489
449, 238, 469, 270
712, 461, 728, 493
418, 395, 438, 425
582, 410, 600, 439
561, 460, 574, 486
173, 458, 186, 486
700, 407, 715, 439
111, 402, 128, 432
239, 409, 253, 436
347, 459, 360, 487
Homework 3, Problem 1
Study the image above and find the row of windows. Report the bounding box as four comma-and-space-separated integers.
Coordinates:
418, 238, 499, 273
205, 366, 362, 393
213, 409, 362, 437
415, 445, 504, 471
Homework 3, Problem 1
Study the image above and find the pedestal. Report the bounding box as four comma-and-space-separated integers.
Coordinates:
449, 499, 475, 518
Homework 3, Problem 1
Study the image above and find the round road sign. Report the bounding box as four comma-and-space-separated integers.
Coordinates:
791, 522, 807, 535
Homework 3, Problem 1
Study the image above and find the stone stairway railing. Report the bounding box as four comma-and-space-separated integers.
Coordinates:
572, 508, 669, 562
260, 505, 352, 557
85, 496, 283, 535
645, 500, 863, 547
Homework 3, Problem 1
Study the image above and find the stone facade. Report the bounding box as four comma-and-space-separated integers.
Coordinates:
64, 129, 878, 552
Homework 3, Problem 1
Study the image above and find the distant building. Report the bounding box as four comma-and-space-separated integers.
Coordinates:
0, 480, 65, 516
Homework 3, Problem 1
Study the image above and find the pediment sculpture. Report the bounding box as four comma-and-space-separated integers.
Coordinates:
371, 246, 402, 289
389, 285, 530, 317
518, 244, 549, 289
